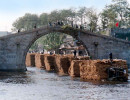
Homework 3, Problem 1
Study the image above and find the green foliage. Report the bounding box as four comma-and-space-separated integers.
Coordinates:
100, 0, 130, 29
39, 13, 49, 26
12, 7, 99, 33
12, 1, 129, 33
30, 41, 38, 50
100, 7, 117, 29
87, 8, 98, 32
48, 10, 61, 22
77, 7, 87, 25
12, 3, 130, 50
12, 13, 39, 32
30, 33, 66, 51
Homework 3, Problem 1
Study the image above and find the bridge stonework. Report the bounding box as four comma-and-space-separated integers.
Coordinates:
0, 26, 130, 71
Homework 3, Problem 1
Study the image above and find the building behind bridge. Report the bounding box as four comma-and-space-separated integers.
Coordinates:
110, 28, 130, 41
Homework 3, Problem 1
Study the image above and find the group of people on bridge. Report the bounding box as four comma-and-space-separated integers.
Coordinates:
17, 20, 85, 33
48, 21, 84, 30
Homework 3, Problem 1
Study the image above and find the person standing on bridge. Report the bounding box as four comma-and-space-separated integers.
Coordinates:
49, 21, 52, 26
109, 53, 113, 64
80, 25, 83, 30
18, 29, 20, 33
59, 49, 64, 55
73, 50, 77, 58
76, 24, 78, 29
60, 21, 63, 26
34, 24, 37, 29
57, 21, 61, 25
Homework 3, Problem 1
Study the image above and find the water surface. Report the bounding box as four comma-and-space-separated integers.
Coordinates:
0, 67, 129, 100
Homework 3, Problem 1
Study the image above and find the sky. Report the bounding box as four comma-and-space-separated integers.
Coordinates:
0, 0, 129, 32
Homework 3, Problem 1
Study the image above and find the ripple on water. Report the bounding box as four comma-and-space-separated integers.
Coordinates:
0, 67, 129, 100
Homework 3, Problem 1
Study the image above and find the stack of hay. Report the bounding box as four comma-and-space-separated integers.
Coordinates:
80, 59, 128, 81
41, 54, 45, 69
35, 53, 45, 69
55, 54, 90, 75
26, 53, 35, 67
44, 54, 56, 71
68, 60, 82, 77
55, 55, 71, 75
68, 56, 90, 77
26, 53, 30, 67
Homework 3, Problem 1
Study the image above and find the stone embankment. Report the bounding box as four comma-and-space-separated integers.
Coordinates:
26, 53, 128, 81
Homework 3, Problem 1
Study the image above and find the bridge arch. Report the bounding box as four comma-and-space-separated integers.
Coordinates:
23, 29, 90, 68
24, 32, 89, 54
0, 26, 130, 71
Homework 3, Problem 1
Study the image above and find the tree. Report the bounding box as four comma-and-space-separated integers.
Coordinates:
32, 33, 66, 51
39, 13, 49, 26
12, 13, 39, 32
59, 8, 76, 25
100, 7, 117, 30
48, 10, 61, 22
101, 0, 130, 28
77, 7, 87, 25
111, 0, 130, 27
86, 8, 98, 32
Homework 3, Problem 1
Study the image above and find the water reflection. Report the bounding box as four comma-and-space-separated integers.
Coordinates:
0, 71, 32, 84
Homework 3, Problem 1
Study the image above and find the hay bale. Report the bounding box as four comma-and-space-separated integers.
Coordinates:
55, 54, 90, 75
44, 55, 56, 71
68, 60, 82, 77
41, 54, 45, 69
80, 59, 128, 81
26, 53, 35, 67
30, 54, 35, 67
55, 55, 71, 75
54, 55, 74, 75
35, 54, 45, 69
26, 53, 31, 67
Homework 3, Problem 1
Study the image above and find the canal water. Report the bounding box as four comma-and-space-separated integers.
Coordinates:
0, 67, 129, 100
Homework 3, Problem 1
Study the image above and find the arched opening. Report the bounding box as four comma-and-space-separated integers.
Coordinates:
25, 32, 89, 68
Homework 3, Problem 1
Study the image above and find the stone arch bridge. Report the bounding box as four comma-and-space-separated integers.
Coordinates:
0, 26, 130, 71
